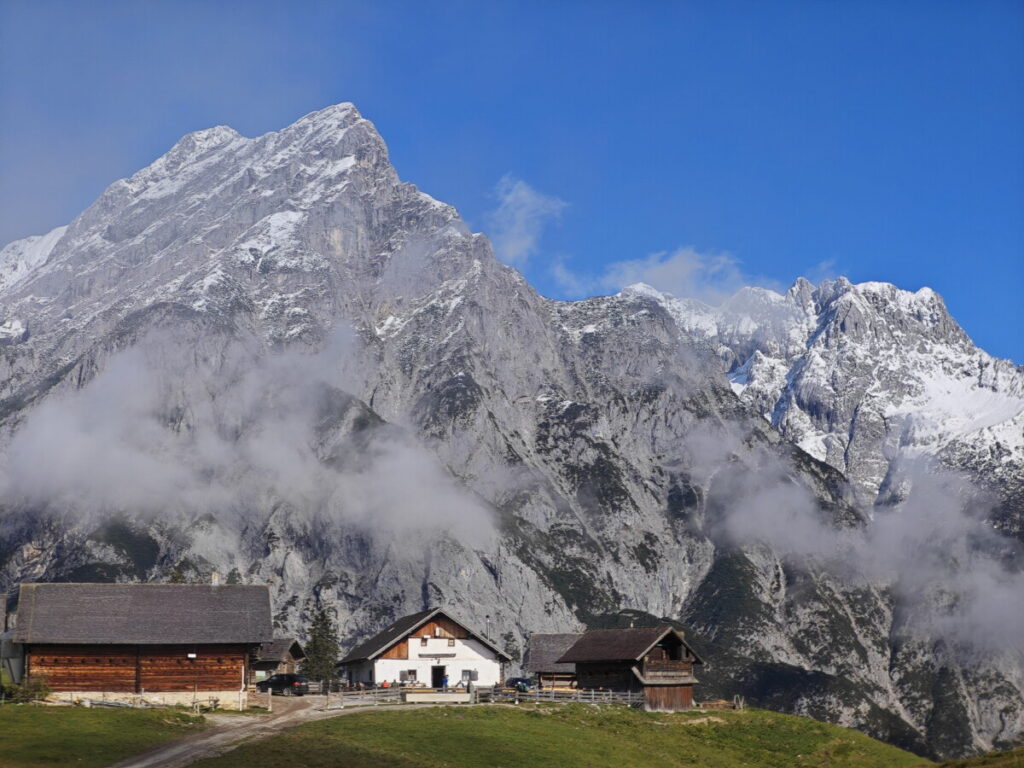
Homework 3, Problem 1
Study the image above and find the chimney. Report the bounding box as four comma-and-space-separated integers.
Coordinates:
210, 572, 221, 586
0, 593, 7, 632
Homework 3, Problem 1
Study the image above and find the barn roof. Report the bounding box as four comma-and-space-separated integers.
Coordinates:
339, 607, 511, 663
557, 626, 703, 664
258, 637, 306, 663
523, 633, 581, 674
12, 583, 272, 646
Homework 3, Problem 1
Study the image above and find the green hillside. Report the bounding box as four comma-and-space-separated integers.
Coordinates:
193, 704, 927, 768
933, 746, 1024, 768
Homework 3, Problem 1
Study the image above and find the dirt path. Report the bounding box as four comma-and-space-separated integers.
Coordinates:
106, 696, 423, 768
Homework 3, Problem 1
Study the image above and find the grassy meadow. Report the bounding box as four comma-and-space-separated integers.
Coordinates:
0, 705, 204, 768
192, 703, 926, 768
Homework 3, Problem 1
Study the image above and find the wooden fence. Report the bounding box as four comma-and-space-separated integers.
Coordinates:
317, 686, 644, 709
481, 688, 644, 706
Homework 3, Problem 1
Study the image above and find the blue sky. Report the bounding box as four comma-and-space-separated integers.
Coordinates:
2, 0, 1022, 361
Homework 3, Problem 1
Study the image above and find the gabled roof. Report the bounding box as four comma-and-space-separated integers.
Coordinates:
523, 633, 581, 674
339, 607, 511, 663
258, 637, 306, 663
557, 626, 703, 664
12, 583, 272, 646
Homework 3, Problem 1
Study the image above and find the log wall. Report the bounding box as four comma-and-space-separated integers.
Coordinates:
574, 662, 641, 692
27, 645, 137, 692
27, 644, 251, 693
644, 684, 694, 711
381, 642, 409, 660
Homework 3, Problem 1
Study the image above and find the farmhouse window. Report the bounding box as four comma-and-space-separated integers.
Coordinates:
448, 638, 455, 647
407, 669, 417, 682
420, 637, 429, 646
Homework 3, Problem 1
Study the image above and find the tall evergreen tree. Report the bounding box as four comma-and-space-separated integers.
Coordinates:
302, 609, 340, 684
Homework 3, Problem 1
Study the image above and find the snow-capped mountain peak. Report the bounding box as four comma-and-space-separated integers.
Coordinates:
637, 277, 1024, 520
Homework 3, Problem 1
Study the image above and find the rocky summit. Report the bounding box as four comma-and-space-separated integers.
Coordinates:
0, 103, 1021, 759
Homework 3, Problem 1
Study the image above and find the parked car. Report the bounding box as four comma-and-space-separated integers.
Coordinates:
256, 673, 309, 696
505, 677, 534, 692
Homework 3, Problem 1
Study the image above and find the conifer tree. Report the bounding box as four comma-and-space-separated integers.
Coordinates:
302, 609, 340, 684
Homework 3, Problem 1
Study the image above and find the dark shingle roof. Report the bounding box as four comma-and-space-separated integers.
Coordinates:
339, 607, 511, 663
557, 626, 702, 664
523, 633, 581, 674
258, 637, 305, 662
12, 583, 272, 645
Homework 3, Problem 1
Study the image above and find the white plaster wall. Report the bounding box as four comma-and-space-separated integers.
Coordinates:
372, 637, 504, 686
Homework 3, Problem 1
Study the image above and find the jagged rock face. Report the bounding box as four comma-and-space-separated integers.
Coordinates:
0, 104, 1020, 759
635, 280, 1024, 537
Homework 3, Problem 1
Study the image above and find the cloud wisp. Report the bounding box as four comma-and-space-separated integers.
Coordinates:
553, 246, 781, 306
484, 175, 566, 268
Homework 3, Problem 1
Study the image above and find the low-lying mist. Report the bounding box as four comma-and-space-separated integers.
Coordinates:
0, 329, 495, 556
686, 420, 1024, 656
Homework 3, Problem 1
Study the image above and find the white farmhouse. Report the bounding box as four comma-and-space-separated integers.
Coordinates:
338, 608, 510, 688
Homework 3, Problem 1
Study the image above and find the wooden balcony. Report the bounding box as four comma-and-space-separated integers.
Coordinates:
641, 659, 695, 683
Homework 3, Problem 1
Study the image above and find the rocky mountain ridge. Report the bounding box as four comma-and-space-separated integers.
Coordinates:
627, 280, 1024, 535
0, 103, 1020, 759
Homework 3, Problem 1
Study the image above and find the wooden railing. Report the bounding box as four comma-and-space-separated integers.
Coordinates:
641, 660, 694, 681
478, 688, 644, 706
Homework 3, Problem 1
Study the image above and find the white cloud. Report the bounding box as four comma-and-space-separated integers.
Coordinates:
552, 246, 779, 306
484, 175, 566, 268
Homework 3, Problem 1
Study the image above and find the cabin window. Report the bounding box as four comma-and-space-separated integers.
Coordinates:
420, 637, 429, 646
407, 669, 417, 682
434, 627, 441, 637
448, 638, 455, 647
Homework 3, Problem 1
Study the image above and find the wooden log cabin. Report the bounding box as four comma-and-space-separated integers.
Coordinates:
338, 607, 510, 688
523, 632, 581, 689
7, 582, 271, 709
557, 625, 703, 710
253, 637, 306, 681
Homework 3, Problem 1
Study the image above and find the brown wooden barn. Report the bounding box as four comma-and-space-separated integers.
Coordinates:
254, 638, 306, 680
557, 625, 702, 710
523, 632, 581, 689
8, 582, 271, 709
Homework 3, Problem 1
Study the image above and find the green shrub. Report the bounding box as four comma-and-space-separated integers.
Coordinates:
6, 676, 51, 703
